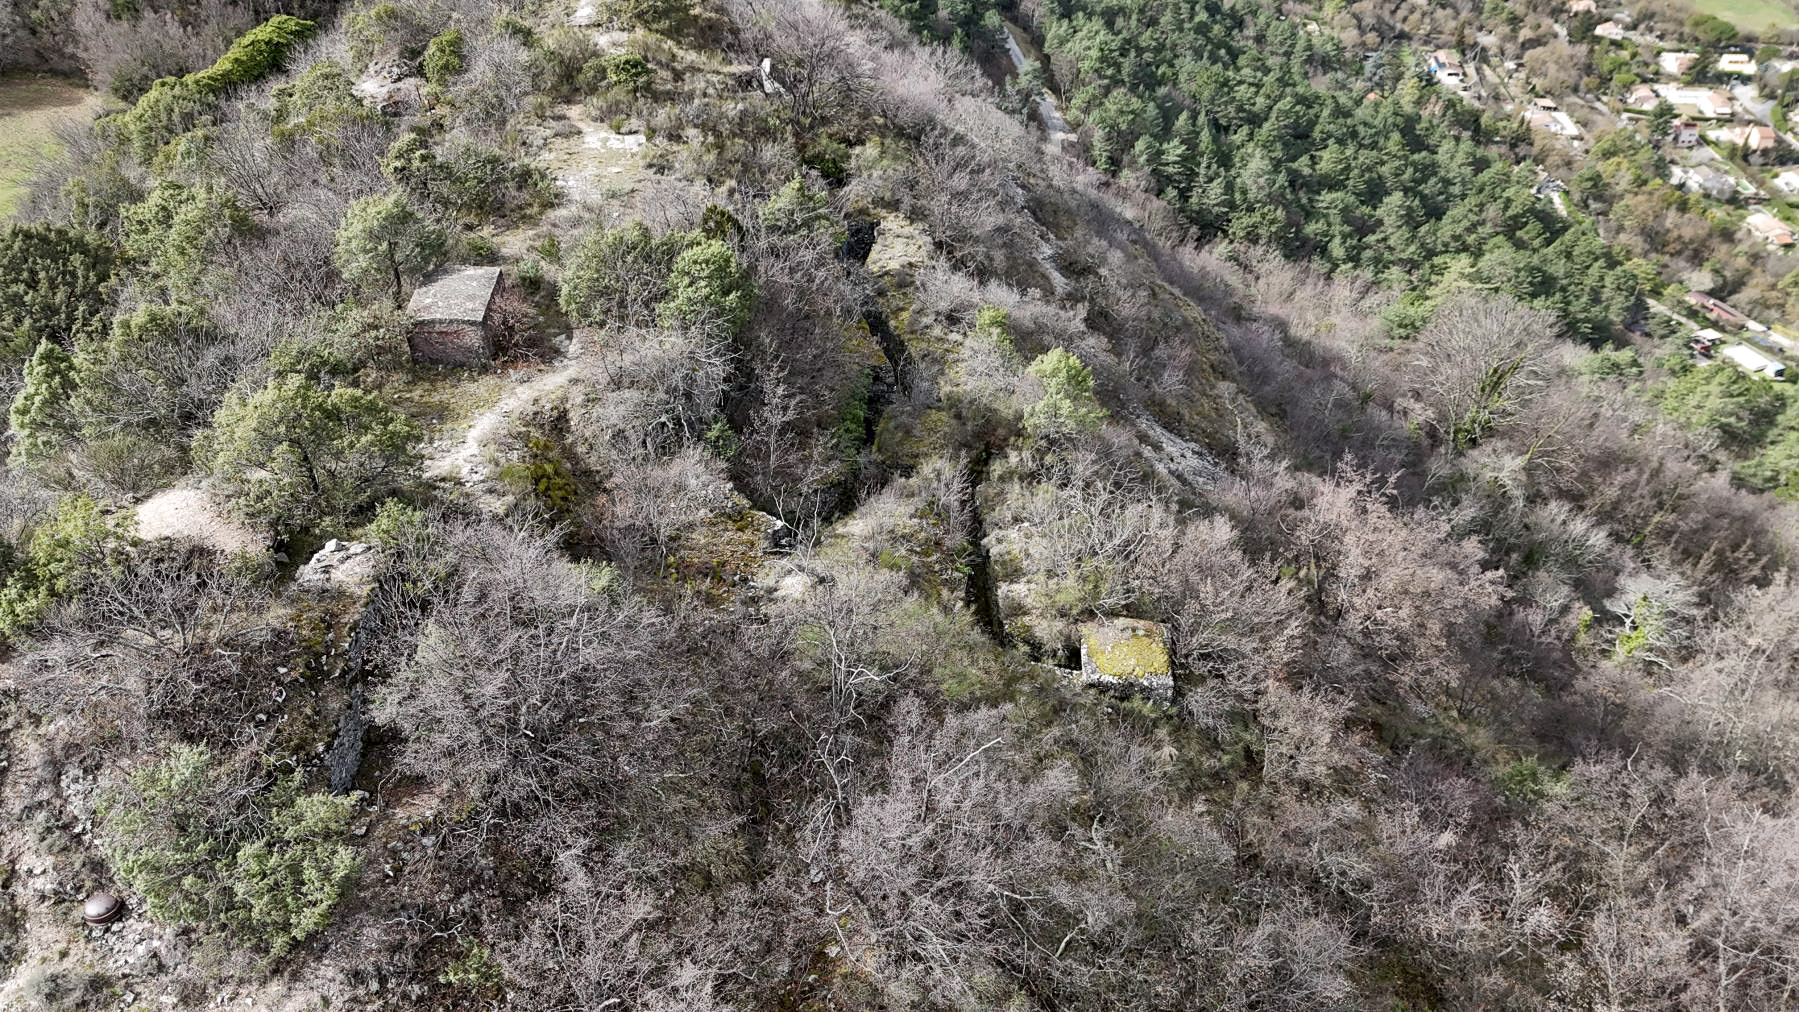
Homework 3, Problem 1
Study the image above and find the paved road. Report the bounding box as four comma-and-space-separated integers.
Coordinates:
1732, 83, 1775, 125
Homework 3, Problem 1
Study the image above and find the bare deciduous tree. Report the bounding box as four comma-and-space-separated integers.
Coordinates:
1406, 293, 1561, 452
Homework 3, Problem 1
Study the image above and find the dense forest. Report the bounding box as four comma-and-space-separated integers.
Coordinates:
2, 0, 1799, 1008
880, 0, 1646, 341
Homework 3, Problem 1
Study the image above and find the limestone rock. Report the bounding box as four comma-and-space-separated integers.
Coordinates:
352, 75, 425, 115
133, 486, 265, 558
297, 539, 377, 592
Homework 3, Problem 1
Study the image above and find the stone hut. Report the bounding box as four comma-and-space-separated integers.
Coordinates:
407, 266, 505, 366
1077, 617, 1174, 703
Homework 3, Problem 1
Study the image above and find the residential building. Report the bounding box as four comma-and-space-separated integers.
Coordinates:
1720, 343, 1787, 380
1524, 98, 1583, 138
1568, 0, 1597, 12
1672, 119, 1700, 147
1718, 53, 1759, 75
1708, 123, 1782, 159
1671, 163, 1738, 201
1594, 20, 1626, 39
1687, 291, 1752, 328
1773, 169, 1799, 194
1658, 50, 1699, 76
1746, 211, 1795, 246
1632, 83, 1733, 118
1427, 49, 1468, 92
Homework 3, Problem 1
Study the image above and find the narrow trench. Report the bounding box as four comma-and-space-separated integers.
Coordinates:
862, 307, 910, 396
961, 447, 1008, 645
325, 579, 393, 794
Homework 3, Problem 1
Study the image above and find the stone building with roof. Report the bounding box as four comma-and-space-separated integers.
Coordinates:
406, 265, 507, 366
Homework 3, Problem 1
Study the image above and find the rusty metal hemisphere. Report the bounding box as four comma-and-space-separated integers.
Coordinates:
82, 891, 124, 926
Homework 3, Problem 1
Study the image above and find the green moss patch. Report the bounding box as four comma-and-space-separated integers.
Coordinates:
1082, 619, 1171, 681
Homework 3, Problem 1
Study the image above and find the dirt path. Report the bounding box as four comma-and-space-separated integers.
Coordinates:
425, 358, 583, 494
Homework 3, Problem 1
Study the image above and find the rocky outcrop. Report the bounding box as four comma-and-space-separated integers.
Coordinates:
133, 486, 265, 558
297, 540, 377, 593
865, 216, 934, 288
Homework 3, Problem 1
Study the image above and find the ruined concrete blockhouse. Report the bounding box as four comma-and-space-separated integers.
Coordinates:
407, 265, 506, 366
1077, 617, 1174, 703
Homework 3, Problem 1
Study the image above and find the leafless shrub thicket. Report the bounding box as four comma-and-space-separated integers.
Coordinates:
720, 0, 874, 130
69, 0, 254, 98
17, 544, 271, 747
447, 32, 534, 144
601, 448, 737, 573
982, 443, 1182, 645
828, 701, 1073, 1005
730, 208, 871, 516
371, 521, 687, 845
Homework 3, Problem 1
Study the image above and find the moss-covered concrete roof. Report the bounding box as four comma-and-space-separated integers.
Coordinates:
1080, 618, 1171, 681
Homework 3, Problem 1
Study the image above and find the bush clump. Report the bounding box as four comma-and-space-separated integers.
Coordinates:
558, 222, 694, 326
0, 493, 130, 642
0, 224, 117, 366
101, 745, 360, 956
382, 134, 553, 222
661, 238, 751, 334
199, 374, 421, 538
120, 181, 253, 293
109, 15, 317, 161
422, 26, 466, 87
560, 224, 750, 335
333, 190, 451, 304
272, 61, 380, 149
7, 341, 80, 468
1024, 347, 1105, 438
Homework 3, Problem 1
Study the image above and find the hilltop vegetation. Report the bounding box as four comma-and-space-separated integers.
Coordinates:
0, 0, 1798, 1009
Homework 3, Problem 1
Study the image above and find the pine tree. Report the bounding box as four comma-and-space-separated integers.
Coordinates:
7, 340, 79, 468
333, 191, 450, 306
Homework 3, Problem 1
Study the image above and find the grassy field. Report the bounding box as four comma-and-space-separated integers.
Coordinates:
0, 74, 101, 221
1687, 0, 1798, 33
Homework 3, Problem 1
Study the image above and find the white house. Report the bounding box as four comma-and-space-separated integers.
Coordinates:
1717, 53, 1759, 75
1708, 123, 1782, 156
1428, 49, 1469, 92
1658, 51, 1699, 76
1720, 343, 1787, 380
1594, 20, 1626, 39
1637, 83, 1733, 119
1773, 169, 1799, 194
1524, 99, 1583, 138
1746, 211, 1796, 246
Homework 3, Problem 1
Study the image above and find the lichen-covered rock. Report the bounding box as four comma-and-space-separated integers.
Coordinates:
352, 75, 426, 115
1078, 617, 1173, 702
865, 216, 933, 287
